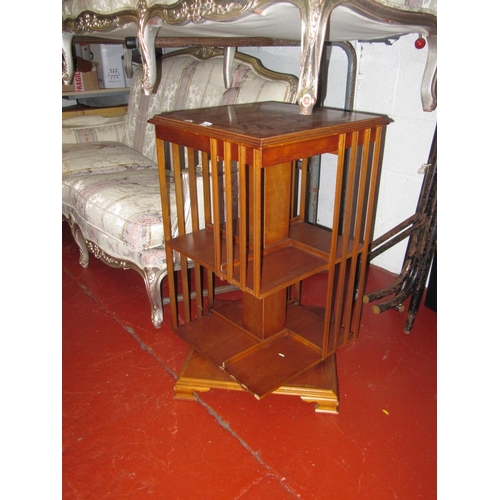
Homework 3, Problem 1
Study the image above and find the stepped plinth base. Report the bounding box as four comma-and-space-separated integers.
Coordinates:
174, 349, 339, 414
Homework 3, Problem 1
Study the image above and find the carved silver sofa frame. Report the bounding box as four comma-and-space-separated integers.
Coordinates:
62, 0, 436, 115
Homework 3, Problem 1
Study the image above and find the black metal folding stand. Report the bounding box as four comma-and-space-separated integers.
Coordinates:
363, 128, 437, 334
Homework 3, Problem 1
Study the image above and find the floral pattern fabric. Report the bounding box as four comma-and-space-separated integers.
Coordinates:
63, 142, 156, 177
62, 115, 126, 144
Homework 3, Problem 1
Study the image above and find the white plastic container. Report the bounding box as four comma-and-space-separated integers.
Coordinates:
90, 44, 127, 88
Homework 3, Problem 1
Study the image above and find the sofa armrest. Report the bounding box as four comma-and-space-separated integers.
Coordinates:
62, 114, 126, 144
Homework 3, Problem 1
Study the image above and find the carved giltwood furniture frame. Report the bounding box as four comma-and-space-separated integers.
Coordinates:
62, 0, 436, 115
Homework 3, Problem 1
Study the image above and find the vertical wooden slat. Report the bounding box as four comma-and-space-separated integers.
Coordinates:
172, 144, 191, 323
201, 152, 211, 228
156, 138, 178, 328
238, 145, 247, 292
252, 149, 262, 297
293, 158, 305, 302
342, 129, 371, 346
323, 134, 347, 357
172, 144, 185, 234
187, 147, 203, 318
187, 148, 199, 232
331, 131, 358, 350
179, 256, 191, 324
193, 263, 203, 319
207, 269, 214, 309
224, 141, 234, 282
202, 152, 214, 310
290, 160, 296, 219
351, 125, 384, 337
299, 158, 308, 222
210, 138, 223, 279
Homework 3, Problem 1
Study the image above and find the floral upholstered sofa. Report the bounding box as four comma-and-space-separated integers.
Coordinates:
62, 47, 298, 328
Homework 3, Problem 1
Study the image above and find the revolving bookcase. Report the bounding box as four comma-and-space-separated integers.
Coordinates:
149, 102, 390, 413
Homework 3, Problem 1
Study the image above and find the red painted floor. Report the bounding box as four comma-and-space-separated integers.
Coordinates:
62, 222, 437, 499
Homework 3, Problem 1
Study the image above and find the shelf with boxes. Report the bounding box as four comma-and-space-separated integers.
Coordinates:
62, 42, 138, 101
150, 101, 391, 411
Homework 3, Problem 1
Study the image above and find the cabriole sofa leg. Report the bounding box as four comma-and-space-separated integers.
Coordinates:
143, 267, 168, 329
65, 217, 89, 268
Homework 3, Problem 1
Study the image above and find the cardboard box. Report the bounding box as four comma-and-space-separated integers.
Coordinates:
90, 44, 128, 88
62, 70, 99, 93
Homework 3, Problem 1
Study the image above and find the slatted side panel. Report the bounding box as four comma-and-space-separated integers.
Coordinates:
161, 137, 254, 327
205, 139, 252, 294
339, 128, 371, 347
157, 139, 216, 327
321, 126, 384, 355
349, 126, 384, 340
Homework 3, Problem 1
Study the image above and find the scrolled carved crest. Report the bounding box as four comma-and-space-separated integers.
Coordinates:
189, 47, 225, 59
161, 0, 252, 24
77, 13, 118, 31
85, 240, 128, 269
63, 10, 137, 34
62, 57, 70, 83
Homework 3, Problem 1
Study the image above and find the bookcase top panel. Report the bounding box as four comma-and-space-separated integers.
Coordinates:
149, 101, 391, 149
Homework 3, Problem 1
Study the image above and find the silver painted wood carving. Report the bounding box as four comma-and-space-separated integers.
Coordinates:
62, 0, 437, 114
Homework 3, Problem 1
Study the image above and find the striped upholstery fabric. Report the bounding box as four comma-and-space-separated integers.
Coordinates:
122, 53, 296, 162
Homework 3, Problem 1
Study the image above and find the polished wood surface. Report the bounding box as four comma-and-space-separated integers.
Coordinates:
150, 102, 389, 157
151, 102, 389, 404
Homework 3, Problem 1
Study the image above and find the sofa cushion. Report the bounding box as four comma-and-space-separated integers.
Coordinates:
62, 115, 126, 144
62, 168, 204, 269
62, 142, 156, 177
63, 169, 165, 250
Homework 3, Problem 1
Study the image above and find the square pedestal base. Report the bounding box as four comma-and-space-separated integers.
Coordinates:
174, 349, 339, 414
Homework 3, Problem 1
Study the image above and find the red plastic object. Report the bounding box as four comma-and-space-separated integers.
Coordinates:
415, 36, 426, 49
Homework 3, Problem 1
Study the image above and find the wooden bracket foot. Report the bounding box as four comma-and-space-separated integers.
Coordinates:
174, 349, 339, 414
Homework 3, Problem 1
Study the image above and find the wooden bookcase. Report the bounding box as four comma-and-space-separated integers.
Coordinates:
150, 102, 390, 413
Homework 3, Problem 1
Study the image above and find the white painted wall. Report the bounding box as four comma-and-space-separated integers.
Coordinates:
240, 33, 437, 274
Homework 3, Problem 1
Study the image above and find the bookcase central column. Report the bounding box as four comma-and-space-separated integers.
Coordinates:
242, 160, 292, 339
